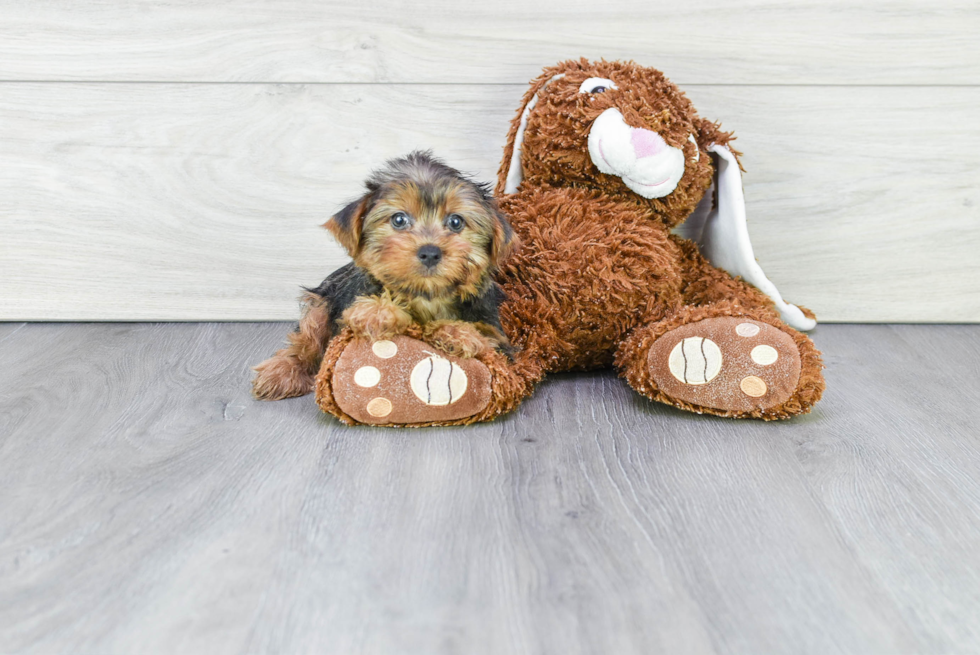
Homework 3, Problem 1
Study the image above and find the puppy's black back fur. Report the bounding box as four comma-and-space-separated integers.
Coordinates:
306, 263, 380, 330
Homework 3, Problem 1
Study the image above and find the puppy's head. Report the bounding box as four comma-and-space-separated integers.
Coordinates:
325, 151, 516, 299
498, 59, 737, 228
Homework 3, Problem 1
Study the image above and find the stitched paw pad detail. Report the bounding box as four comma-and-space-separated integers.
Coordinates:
649, 318, 802, 412
332, 336, 492, 425
667, 337, 723, 385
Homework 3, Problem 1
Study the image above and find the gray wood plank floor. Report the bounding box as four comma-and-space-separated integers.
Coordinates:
1, 323, 978, 655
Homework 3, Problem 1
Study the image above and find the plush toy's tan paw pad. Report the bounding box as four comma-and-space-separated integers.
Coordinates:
648, 318, 802, 412
332, 336, 492, 425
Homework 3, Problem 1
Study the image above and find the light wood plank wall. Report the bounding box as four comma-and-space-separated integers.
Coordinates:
1, 1, 978, 322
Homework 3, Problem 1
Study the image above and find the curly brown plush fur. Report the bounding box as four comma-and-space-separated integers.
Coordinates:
313, 59, 824, 425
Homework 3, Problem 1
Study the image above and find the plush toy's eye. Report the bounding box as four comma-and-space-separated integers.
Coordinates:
390, 212, 412, 230
444, 214, 465, 233
578, 77, 618, 94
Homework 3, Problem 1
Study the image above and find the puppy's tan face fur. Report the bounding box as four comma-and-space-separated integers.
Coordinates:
358, 180, 496, 299
325, 153, 515, 303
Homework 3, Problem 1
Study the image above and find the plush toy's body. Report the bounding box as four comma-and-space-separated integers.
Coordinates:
316, 60, 824, 426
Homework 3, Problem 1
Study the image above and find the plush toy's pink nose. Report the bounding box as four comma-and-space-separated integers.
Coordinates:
630, 128, 667, 159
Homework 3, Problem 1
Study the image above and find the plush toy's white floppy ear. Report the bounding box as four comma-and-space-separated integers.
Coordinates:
677, 145, 816, 331
503, 73, 565, 195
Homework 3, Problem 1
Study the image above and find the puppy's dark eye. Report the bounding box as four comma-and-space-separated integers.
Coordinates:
390, 212, 412, 230
444, 214, 465, 233
590, 85, 607, 94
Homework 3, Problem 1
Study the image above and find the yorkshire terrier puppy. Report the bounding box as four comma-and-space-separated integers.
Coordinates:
252, 151, 517, 401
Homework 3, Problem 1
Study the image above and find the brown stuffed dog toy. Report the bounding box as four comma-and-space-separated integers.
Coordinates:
315, 59, 825, 426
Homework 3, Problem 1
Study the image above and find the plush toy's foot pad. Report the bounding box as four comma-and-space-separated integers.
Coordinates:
648, 317, 802, 412
332, 335, 492, 425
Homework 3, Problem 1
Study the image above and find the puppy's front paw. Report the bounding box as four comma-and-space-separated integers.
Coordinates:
424, 321, 497, 358
342, 295, 412, 341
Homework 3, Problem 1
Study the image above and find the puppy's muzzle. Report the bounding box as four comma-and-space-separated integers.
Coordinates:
416, 244, 443, 268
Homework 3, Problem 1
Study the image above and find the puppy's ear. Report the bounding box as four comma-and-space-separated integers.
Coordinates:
489, 206, 519, 268
323, 194, 373, 256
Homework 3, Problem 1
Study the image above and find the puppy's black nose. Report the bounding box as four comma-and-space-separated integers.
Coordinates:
416, 244, 442, 268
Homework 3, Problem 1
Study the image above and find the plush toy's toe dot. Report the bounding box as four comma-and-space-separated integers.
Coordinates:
353, 366, 381, 387
372, 340, 398, 359
366, 397, 393, 417
736, 323, 760, 337
751, 345, 779, 366
668, 337, 723, 385
410, 355, 468, 406
740, 376, 768, 397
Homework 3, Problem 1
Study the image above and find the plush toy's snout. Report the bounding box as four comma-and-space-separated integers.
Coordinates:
587, 108, 688, 199
630, 128, 667, 158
